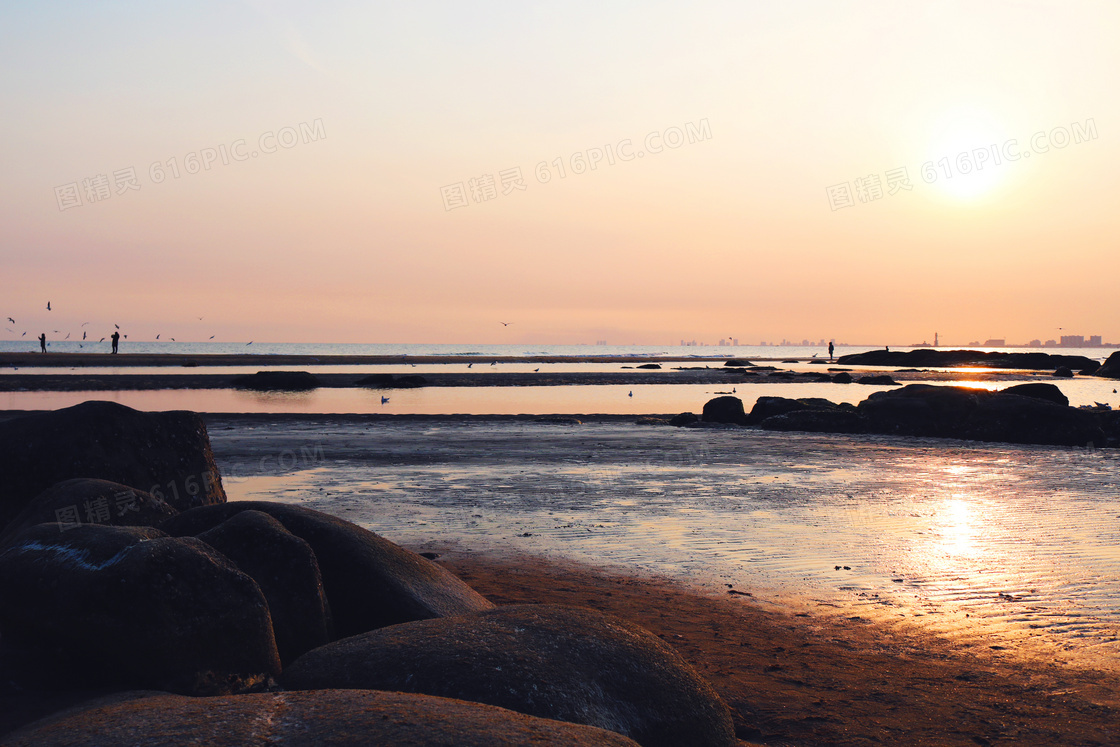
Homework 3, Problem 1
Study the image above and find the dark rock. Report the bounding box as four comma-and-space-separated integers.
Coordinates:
702, 396, 747, 425
1000, 383, 1068, 407
3, 690, 641, 747
283, 604, 736, 747
634, 417, 667, 425
1094, 351, 1120, 379
745, 396, 839, 425
0, 524, 279, 695
161, 501, 493, 639
837, 349, 1098, 371
0, 479, 177, 547
534, 417, 582, 425
0, 401, 225, 534
669, 412, 699, 427
723, 359, 753, 367
760, 409, 867, 434
857, 384, 1104, 446
1053, 366, 1074, 378
832, 372, 853, 384
1079, 365, 1100, 376
636, 363, 661, 369
196, 510, 332, 665
231, 371, 320, 390
355, 373, 429, 388
856, 375, 898, 386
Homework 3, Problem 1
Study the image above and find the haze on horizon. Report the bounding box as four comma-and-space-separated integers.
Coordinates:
2, 2, 1116, 347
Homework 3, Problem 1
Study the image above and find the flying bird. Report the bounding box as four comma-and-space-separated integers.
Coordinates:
99, 338, 105, 342
500, 322, 512, 326
467, 363, 473, 368
114, 324, 119, 329
209, 335, 215, 340
21, 332, 26, 337
4, 328, 12, 333
6, 317, 13, 324
381, 396, 389, 404
246, 341, 253, 345
82, 331, 86, 340
64, 333, 70, 339
46, 301, 51, 311
156, 334, 160, 340
169, 337, 175, 342
81, 321, 90, 326
197, 316, 204, 320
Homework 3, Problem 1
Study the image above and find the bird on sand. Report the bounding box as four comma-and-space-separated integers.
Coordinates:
491, 361, 496, 366
381, 396, 389, 404
628, 391, 633, 397
467, 363, 473, 368
533, 368, 540, 372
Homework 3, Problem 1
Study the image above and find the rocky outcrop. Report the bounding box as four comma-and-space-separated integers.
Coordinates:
231, 371, 320, 390
283, 604, 736, 747
669, 412, 700, 427
1094, 351, 1120, 379
999, 383, 1069, 406
162, 501, 493, 638
856, 375, 898, 386
0, 479, 177, 547
0, 524, 279, 695
760, 409, 867, 434
837, 349, 1099, 371
3, 690, 641, 747
0, 401, 225, 534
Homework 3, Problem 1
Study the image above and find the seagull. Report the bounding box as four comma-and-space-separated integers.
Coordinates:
209, 335, 215, 339
169, 337, 175, 341
114, 324, 119, 329
82, 331, 86, 340
628, 391, 633, 397
491, 361, 496, 366
99, 338, 105, 342
81, 321, 89, 326
64, 333, 70, 339
197, 316, 204, 320
533, 368, 540, 372
21, 332, 26, 337
500, 322, 512, 326
6, 317, 13, 324
467, 363, 473, 368
46, 301, 51, 311
155, 334, 160, 340
4, 328, 12, 332
246, 341, 253, 345
381, 396, 389, 404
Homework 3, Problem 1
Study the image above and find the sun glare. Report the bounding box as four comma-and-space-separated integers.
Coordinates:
925, 108, 1008, 203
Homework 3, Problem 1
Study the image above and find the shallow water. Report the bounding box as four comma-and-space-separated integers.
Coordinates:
212, 421, 1120, 671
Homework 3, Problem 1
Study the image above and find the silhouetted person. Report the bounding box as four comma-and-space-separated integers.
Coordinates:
111, 330, 120, 354
39, 333, 46, 353
828, 341, 834, 361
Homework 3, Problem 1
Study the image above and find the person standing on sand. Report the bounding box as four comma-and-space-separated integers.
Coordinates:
39, 333, 46, 353
828, 341, 834, 361
111, 330, 120, 354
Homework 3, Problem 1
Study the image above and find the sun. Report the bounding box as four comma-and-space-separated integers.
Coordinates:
924, 108, 1008, 203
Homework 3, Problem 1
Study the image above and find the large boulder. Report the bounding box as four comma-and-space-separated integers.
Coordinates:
701, 396, 747, 425
196, 510, 332, 665
669, 412, 699, 427
2, 690, 641, 747
1094, 351, 1120, 379
0, 479, 177, 547
0, 401, 225, 535
162, 502, 493, 638
858, 385, 981, 438
999, 383, 1069, 407
231, 371, 320, 390
283, 604, 736, 747
0, 524, 279, 695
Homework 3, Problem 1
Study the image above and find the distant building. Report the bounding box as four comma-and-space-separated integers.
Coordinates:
1090, 335, 1102, 346
983, 339, 1005, 346
1028, 339, 1041, 347
1044, 339, 1057, 347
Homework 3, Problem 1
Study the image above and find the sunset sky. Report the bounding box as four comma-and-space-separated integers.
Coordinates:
2, 1, 1117, 346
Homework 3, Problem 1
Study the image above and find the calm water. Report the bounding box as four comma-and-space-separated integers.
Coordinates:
214, 421, 1120, 671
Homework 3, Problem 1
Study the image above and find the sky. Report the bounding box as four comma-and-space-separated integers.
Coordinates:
1, 1, 1117, 346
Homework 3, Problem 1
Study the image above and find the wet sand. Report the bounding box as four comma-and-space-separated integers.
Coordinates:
435, 547, 1119, 746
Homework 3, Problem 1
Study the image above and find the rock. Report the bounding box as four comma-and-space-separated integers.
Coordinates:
858, 385, 982, 439
534, 417, 582, 425
832, 372, 853, 384
161, 501, 493, 639
0, 479, 178, 547
1054, 366, 1074, 378
722, 359, 753, 367
760, 409, 867, 434
837, 349, 1098, 371
745, 396, 839, 425
196, 510, 332, 665
1094, 351, 1120, 378
636, 363, 661, 369
0, 524, 279, 695
231, 371, 320, 390
283, 604, 736, 747
355, 373, 429, 388
999, 383, 1068, 407
634, 417, 666, 425
0, 401, 225, 535
856, 375, 898, 386
3, 689, 641, 747
669, 412, 699, 427
701, 396, 747, 425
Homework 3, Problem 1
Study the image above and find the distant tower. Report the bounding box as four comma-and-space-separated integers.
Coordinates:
934, 332, 939, 347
